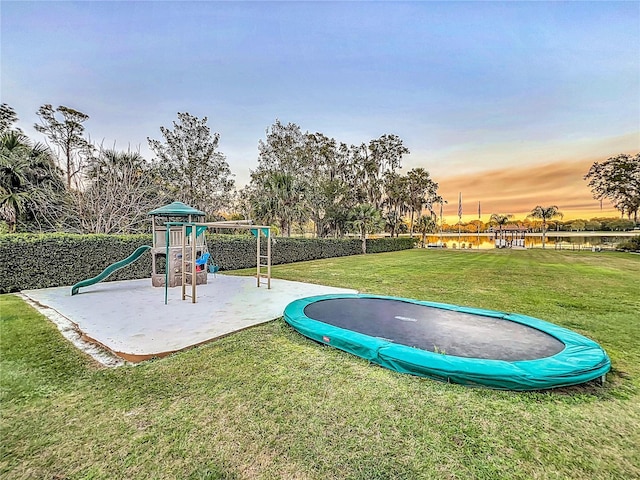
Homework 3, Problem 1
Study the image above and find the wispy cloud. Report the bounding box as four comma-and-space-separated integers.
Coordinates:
438, 157, 629, 222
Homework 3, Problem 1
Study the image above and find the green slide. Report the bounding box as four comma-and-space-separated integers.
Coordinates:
71, 245, 151, 296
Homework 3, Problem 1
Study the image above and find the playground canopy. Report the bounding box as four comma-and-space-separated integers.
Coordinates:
148, 201, 205, 218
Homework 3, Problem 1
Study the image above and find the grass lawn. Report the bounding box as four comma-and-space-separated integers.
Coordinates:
1, 248, 639, 479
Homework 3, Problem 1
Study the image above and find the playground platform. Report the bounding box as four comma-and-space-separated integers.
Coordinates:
21, 275, 356, 366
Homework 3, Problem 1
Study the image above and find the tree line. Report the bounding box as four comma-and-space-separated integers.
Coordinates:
2, 103, 638, 243
0, 105, 235, 234
0, 105, 442, 250
441, 216, 636, 234
240, 120, 441, 244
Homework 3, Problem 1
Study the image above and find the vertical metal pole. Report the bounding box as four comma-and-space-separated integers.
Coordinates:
256, 228, 261, 287
165, 225, 169, 305
191, 224, 197, 303
267, 228, 271, 289
181, 224, 186, 301
457, 192, 461, 246
439, 202, 443, 246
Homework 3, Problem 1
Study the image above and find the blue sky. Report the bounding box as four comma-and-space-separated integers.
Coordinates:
2, 1, 639, 219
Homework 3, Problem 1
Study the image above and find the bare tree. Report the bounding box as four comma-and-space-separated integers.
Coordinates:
34, 104, 93, 189
76, 148, 161, 233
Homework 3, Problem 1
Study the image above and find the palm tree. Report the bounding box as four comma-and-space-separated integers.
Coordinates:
349, 203, 382, 254
383, 172, 409, 235
489, 213, 513, 229
0, 190, 29, 232
528, 205, 563, 249
415, 214, 438, 248
1, 131, 64, 232
489, 213, 513, 247
252, 172, 306, 237
406, 168, 439, 238
383, 210, 405, 238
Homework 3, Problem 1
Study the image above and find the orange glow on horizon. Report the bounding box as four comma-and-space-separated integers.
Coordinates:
436, 158, 623, 224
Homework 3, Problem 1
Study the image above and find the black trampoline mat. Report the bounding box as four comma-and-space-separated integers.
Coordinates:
303, 298, 565, 361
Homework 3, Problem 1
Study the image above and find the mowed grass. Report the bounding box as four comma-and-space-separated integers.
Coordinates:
1, 249, 639, 479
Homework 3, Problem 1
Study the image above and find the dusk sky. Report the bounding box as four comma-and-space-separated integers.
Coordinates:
2, 1, 639, 222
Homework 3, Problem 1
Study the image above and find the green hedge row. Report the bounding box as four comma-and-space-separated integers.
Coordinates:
208, 235, 416, 270
0, 234, 416, 293
0, 234, 153, 293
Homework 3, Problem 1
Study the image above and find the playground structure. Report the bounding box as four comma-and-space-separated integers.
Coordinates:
149, 202, 208, 289
72, 201, 272, 303
165, 219, 272, 304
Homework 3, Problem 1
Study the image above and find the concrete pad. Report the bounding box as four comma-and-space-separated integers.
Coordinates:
22, 275, 356, 365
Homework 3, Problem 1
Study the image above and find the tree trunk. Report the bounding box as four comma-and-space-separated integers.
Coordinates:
361, 227, 367, 254
409, 209, 415, 237
66, 151, 72, 190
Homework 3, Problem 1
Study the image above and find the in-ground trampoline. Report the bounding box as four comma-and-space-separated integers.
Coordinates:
283, 294, 611, 390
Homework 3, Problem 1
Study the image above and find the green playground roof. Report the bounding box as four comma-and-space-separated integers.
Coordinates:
148, 201, 205, 217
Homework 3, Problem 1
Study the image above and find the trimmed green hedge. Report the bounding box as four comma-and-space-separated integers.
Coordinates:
0, 234, 153, 293
0, 234, 416, 293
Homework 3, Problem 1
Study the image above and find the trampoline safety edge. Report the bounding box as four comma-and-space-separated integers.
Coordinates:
283, 294, 611, 391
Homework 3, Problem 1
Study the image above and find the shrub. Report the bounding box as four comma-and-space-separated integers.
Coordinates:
365, 236, 418, 253
0, 233, 416, 293
617, 236, 640, 252
0, 234, 153, 293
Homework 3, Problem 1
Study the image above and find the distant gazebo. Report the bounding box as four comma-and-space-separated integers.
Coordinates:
489, 224, 529, 249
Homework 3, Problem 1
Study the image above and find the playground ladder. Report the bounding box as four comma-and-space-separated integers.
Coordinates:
175, 221, 272, 304
256, 227, 271, 289
181, 223, 199, 303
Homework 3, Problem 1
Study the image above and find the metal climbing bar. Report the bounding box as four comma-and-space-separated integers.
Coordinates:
167, 220, 272, 303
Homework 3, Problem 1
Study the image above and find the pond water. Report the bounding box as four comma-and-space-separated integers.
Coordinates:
422, 233, 634, 250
